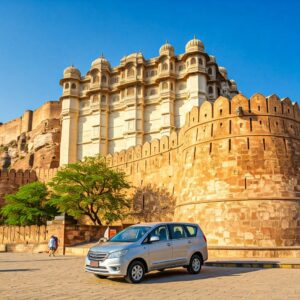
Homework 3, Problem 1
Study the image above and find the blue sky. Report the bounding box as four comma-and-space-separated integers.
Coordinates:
0, 0, 299, 123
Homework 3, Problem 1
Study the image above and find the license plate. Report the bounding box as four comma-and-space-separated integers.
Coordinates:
90, 260, 99, 267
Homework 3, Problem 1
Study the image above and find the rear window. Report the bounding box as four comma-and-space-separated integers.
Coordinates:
184, 225, 197, 237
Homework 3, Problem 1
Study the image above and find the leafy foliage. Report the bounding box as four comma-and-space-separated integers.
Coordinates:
48, 156, 130, 225
1, 182, 58, 225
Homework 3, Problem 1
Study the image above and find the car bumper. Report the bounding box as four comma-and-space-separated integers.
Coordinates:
85, 256, 128, 277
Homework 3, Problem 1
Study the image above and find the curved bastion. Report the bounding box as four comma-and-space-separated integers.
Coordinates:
107, 93, 300, 257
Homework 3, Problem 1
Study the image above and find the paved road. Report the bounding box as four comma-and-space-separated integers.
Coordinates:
0, 253, 300, 300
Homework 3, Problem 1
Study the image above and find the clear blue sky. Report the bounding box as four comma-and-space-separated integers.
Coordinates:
0, 0, 299, 123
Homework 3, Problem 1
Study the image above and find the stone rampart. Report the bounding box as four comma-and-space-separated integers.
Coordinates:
107, 93, 300, 257
0, 101, 60, 146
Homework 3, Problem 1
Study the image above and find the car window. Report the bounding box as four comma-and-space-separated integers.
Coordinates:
150, 225, 169, 241
110, 226, 151, 242
184, 225, 197, 237
169, 224, 186, 239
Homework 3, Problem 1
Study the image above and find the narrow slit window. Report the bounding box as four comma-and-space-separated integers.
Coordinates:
263, 138, 266, 150
247, 138, 250, 149
228, 139, 231, 152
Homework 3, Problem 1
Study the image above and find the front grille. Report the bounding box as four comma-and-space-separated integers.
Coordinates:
88, 251, 108, 261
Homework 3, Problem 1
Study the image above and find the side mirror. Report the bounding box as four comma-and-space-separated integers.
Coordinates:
149, 235, 160, 243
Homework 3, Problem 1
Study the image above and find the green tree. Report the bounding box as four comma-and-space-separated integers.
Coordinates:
1, 182, 57, 225
48, 156, 130, 225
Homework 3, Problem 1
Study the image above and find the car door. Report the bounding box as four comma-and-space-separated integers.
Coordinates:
168, 224, 189, 265
146, 225, 173, 269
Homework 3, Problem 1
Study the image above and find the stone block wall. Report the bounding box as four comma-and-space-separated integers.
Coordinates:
107, 93, 300, 257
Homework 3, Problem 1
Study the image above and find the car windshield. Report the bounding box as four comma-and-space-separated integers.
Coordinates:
110, 226, 151, 242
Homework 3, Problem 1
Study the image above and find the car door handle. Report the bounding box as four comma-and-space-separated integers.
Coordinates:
167, 242, 171, 247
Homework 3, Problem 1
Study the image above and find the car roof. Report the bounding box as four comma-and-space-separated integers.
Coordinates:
131, 222, 198, 227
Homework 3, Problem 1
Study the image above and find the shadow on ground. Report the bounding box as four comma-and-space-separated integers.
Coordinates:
94, 266, 262, 285
0, 268, 40, 272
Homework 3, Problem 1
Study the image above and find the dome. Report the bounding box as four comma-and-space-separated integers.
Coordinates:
91, 55, 110, 68
219, 66, 227, 79
230, 79, 237, 89
185, 36, 204, 53
159, 41, 174, 56
63, 65, 81, 78
209, 55, 216, 63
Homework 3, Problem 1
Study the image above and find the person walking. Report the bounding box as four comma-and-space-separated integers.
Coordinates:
48, 235, 58, 257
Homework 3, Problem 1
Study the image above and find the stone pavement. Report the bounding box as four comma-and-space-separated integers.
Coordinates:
1, 253, 300, 300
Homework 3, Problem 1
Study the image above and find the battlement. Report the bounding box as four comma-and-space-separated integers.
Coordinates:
106, 93, 300, 169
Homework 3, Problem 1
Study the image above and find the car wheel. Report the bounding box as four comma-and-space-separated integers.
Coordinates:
125, 261, 145, 284
187, 254, 202, 274
94, 274, 107, 279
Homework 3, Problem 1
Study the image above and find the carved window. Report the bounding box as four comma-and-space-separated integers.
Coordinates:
92, 95, 99, 102
208, 86, 214, 94
191, 57, 196, 65
101, 95, 106, 103
162, 82, 168, 90
127, 67, 135, 77
208, 67, 212, 75
179, 83, 186, 91
91, 70, 100, 83
150, 89, 157, 96
110, 76, 119, 84
199, 58, 203, 65
178, 64, 186, 71
65, 83, 69, 89
150, 70, 157, 76
71, 83, 76, 89
170, 62, 174, 70
101, 75, 107, 83
162, 63, 168, 71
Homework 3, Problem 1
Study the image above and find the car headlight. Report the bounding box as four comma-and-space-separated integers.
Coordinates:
107, 250, 128, 259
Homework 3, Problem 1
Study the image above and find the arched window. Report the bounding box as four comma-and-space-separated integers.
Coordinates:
127, 67, 134, 77
150, 89, 157, 95
92, 95, 99, 102
199, 58, 203, 65
65, 83, 69, 89
191, 57, 196, 65
101, 95, 106, 103
179, 83, 186, 91
71, 83, 76, 89
170, 82, 174, 90
170, 62, 174, 70
101, 75, 107, 83
208, 86, 214, 94
208, 68, 212, 75
91, 70, 100, 83
162, 63, 168, 71
162, 82, 168, 90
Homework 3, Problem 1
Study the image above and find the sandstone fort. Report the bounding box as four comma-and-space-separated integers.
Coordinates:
0, 38, 299, 257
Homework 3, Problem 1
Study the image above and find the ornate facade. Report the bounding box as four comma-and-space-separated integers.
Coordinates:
59, 38, 238, 165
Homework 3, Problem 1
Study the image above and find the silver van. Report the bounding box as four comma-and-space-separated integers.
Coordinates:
85, 222, 208, 283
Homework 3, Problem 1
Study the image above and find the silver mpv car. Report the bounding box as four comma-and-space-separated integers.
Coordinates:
85, 222, 208, 283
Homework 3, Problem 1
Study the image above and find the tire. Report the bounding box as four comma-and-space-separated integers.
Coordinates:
125, 261, 145, 284
187, 254, 202, 274
94, 274, 107, 279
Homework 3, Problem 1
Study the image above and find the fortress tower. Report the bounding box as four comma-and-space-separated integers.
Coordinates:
106, 94, 300, 257
59, 38, 238, 165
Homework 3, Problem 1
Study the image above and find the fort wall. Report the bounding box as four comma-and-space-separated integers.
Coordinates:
107, 93, 300, 257
0, 101, 61, 146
